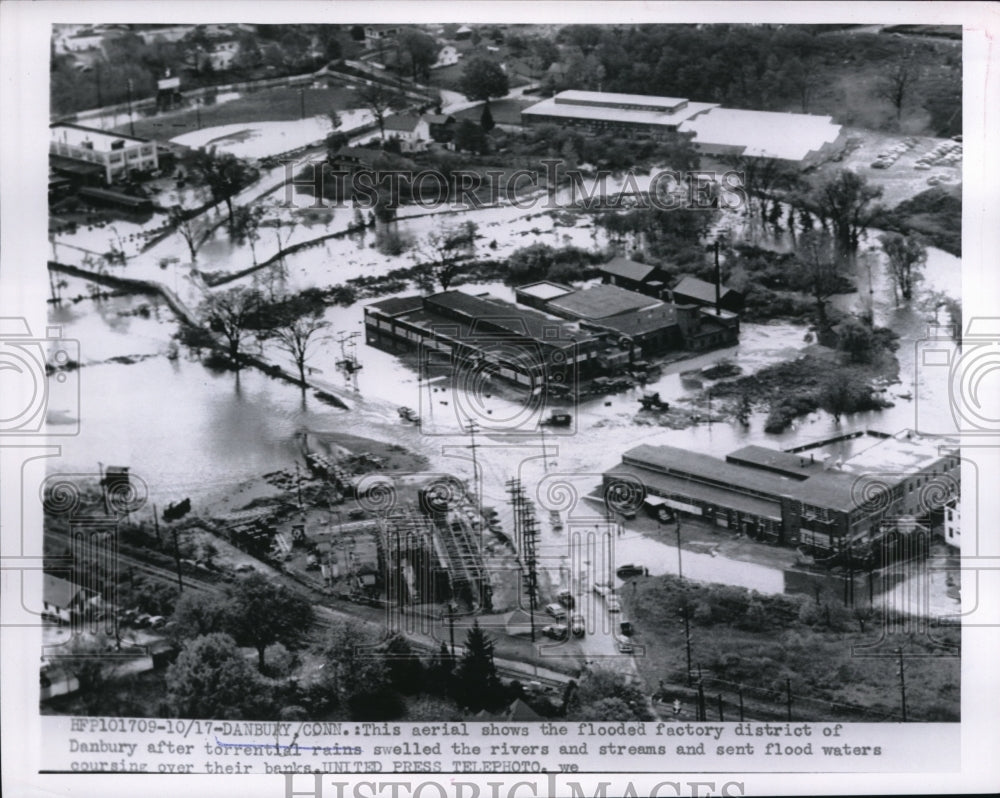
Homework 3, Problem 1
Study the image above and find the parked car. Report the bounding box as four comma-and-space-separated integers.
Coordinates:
571, 614, 586, 638
617, 640, 634, 654
616, 563, 645, 579
542, 624, 568, 640
606, 595, 622, 613
619, 619, 634, 637
149, 616, 167, 630
557, 590, 575, 609
545, 603, 567, 621
592, 581, 611, 598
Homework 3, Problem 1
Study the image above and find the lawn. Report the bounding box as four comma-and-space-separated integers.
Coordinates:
623, 574, 959, 722
111, 85, 361, 142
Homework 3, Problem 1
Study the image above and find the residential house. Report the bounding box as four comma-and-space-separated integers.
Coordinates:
383, 115, 431, 152
43, 574, 94, 624
671, 275, 744, 313
424, 114, 456, 143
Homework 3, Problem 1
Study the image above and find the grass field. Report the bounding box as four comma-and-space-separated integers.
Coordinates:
622, 574, 959, 722
111, 85, 362, 141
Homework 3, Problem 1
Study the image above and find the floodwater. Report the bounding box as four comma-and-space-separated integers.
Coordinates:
47, 185, 963, 596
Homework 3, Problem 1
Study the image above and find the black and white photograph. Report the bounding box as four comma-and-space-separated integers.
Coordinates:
2, 2, 998, 795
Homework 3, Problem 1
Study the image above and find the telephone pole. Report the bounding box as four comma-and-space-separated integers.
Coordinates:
897, 648, 908, 722
463, 418, 480, 485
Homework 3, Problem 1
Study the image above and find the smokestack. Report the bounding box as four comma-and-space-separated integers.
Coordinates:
714, 240, 721, 316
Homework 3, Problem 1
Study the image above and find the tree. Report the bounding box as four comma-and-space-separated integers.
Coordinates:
414, 221, 478, 290
454, 620, 504, 712
879, 232, 927, 304
357, 81, 404, 140
452, 119, 486, 154
384, 634, 424, 694
567, 667, 650, 721
425, 641, 456, 696
458, 57, 509, 104
165, 633, 269, 719
321, 621, 399, 718
225, 572, 314, 671
169, 205, 209, 263
396, 29, 439, 81
811, 170, 883, 255
480, 103, 495, 133
797, 230, 843, 333
267, 312, 331, 386
230, 204, 264, 265
876, 50, 920, 122
199, 286, 263, 369
171, 590, 230, 640
190, 149, 257, 234
818, 375, 869, 423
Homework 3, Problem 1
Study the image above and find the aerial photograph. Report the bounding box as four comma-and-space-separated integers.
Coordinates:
40, 21, 963, 729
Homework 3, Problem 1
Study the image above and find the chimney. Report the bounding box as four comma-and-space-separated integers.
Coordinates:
714, 240, 721, 316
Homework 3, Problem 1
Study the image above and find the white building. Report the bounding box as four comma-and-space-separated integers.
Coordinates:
432, 44, 461, 69
944, 497, 960, 550
383, 114, 431, 152
50, 123, 159, 185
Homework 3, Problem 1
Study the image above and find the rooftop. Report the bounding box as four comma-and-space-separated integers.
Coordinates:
44, 574, 86, 608
522, 93, 718, 128
50, 123, 151, 150
383, 114, 423, 133
607, 463, 783, 521
673, 275, 739, 304
546, 284, 663, 320
839, 430, 959, 476
600, 256, 657, 283
726, 445, 824, 480
367, 295, 425, 317
554, 89, 690, 111
591, 303, 680, 338
678, 107, 842, 162
516, 281, 574, 301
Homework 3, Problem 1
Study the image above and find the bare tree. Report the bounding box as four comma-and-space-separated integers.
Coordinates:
357, 81, 404, 140
413, 221, 478, 291
169, 205, 209, 263
798, 230, 844, 333
268, 313, 331, 387
199, 286, 263, 369
879, 232, 927, 305
811, 169, 884, 255
876, 50, 920, 122
231, 204, 265, 265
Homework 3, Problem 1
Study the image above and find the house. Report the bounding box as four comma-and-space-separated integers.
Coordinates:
432, 45, 461, 69
475, 698, 543, 721
382, 115, 431, 152
50, 124, 158, 185
943, 497, 960, 550
671, 275, 744, 313
43, 574, 94, 624
364, 26, 399, 50
598, 256, 672, 298
424, 114, 456, 143
454, 25, 474, 41
40, 663, 80, 701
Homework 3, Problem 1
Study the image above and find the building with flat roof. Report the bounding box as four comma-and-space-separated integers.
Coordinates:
521, 90, 844, 163
364, 290, 605, 390
50, 123, 158, 185
603, 431, 959, 554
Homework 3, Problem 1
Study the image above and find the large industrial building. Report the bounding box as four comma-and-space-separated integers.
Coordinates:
603, 430, 960, 554
50, 123, 159, 185
521, 90, 845, 163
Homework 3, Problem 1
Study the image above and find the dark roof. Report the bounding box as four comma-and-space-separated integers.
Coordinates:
606, 463, 783, 521
333, 146, 385, 163
367, 295, 425, 317
600, 256, 656, 283
49, 154, 105, 176
44, 574, 85, 608
673, 275, 739, 304
594, 304, 679, 338
426, 291, 597, 346
622, 443, 800, 500
726, 445, 823, 480
788, 470, 864, 513
423, 114, 454, 125
546, 284, 661, 320
383, 114, 423, 133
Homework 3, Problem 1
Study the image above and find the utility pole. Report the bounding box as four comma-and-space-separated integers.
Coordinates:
169, 525, 184, 592
463, 418, 480, 487
897, 647, 908, 722
152, 503, 161, 547
126, 78, 135, 137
